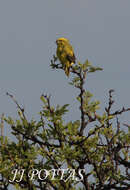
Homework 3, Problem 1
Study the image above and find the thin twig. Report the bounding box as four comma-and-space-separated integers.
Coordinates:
6, 92, 27, 121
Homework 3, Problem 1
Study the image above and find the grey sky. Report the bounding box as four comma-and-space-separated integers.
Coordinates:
0, 1, 130, 136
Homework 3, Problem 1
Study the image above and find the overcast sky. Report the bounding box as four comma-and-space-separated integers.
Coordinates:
0, 1, 130, 136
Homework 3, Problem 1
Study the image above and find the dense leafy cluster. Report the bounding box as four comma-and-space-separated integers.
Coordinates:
0, 59, 129, 190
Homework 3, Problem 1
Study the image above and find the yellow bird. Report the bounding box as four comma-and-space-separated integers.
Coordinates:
56, 38, 75, 77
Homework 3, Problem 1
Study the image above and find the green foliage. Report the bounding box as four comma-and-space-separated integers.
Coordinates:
0, 60, 129, 190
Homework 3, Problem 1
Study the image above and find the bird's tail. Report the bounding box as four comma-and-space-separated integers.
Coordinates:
65, 66, 70, 77
64, 62, 74, 77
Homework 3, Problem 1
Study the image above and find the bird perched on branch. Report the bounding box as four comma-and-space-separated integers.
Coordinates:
56, 38, 75, 77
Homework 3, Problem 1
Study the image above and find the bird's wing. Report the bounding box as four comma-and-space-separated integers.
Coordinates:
66, 54, 75, 64
64, 44, 76, 63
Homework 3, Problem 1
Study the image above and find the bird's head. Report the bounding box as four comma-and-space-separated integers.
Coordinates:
56, 38, 69, 46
